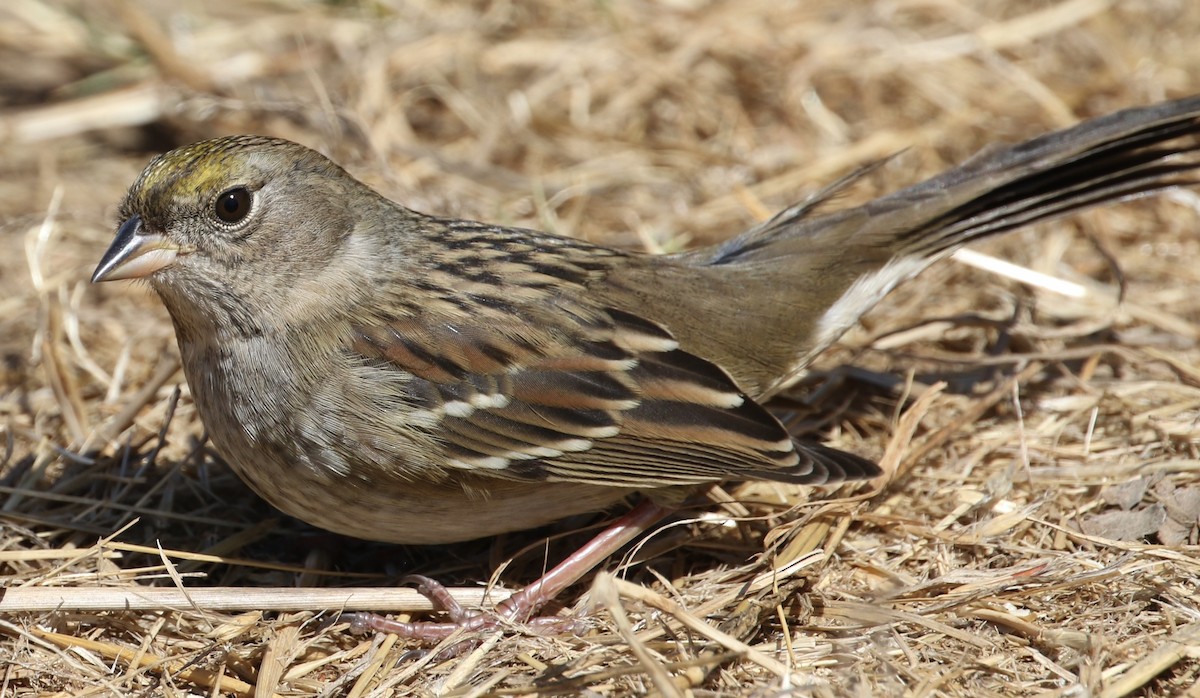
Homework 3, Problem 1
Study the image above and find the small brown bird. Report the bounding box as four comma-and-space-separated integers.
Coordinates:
94, 96, 1200, 637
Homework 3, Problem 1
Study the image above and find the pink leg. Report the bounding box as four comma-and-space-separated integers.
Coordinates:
349, 499, 670, 640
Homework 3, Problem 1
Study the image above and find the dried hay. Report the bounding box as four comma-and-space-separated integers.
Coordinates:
1, 0, 1199, 695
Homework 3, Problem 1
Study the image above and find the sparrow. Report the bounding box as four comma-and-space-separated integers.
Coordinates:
93, 95, 1200, 636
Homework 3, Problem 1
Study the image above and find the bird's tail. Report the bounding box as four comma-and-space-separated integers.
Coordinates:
674, 95, 1200, 396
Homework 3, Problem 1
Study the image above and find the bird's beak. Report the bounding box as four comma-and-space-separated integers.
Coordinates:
92, 215, 181, 282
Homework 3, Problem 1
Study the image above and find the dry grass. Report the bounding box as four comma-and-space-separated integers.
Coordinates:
2, 0, 1199, 695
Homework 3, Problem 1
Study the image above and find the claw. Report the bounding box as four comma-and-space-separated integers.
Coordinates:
346, 500, 669, 645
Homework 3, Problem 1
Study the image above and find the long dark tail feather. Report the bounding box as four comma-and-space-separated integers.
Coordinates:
662, 96, 1200, 400
750, 98, 1200, 480
877, 96, 1200, 257
713, 95, 1200, 265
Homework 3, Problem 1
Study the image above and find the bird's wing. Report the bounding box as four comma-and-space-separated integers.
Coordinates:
348, 302, 878, 489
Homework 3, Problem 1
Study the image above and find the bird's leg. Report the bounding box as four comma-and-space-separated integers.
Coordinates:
348, 499, 671, 640
494, 498, 671, 629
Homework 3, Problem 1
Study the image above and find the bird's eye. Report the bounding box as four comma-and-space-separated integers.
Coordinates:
214, 187, 252, 225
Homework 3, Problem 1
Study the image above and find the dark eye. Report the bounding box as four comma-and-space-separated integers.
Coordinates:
214, 187, 252, 225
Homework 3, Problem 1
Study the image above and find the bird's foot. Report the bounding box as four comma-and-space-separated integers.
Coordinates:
344, 499, 671, 647
344, 574, 588, 643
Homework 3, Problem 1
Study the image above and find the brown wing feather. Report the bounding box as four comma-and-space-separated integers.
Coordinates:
349, 305, 879, 489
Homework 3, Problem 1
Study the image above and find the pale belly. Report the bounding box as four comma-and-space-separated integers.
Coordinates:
228, 458, 635, 544
180, 335, 638, 544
